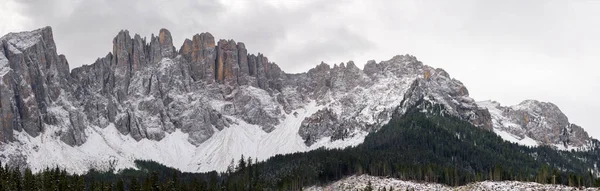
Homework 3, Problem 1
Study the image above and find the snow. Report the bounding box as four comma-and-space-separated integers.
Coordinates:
5, 123, 197, 174
552, 143, 580, 151
493, 128, 538, 147
157, 58, 175, 71
305, 175, 599, 191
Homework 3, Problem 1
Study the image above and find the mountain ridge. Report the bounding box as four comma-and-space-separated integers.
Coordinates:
0, 26, 594, 173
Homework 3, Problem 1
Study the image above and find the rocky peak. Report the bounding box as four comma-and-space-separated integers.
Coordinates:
237, 42, 250, 85
363, 59, 379, 77
158, 29, 176, 58
345, 60, 360, 71
311, 62, 331, 72
180, 32, 216, 83
216, 39, 239, 86
0, 26, 76, 143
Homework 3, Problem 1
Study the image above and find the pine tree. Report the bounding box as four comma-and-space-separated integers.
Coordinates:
12, 168, 22, 191
237, 155, 247, 171
172, 170, 180, 190
74, 175, 85, 191
227, 159, 235, 174
23, 167, 35, 191
58, 169, 68, 191
150, 171, 160, 191
130, 177, 141, 191
116, 178, 125, 191
142, 176, 152, 191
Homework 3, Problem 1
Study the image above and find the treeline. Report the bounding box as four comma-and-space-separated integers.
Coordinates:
0, 104, 599, 190
224, 107, 600, 190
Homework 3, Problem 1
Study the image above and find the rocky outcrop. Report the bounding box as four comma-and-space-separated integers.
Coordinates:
180, 32, 216, 83
157, 29, 176, 58
299, 108, 361, 146
0, 27, 74, 143
237, 43, 249, 85
477, 100, 591, 148
216, 39, 239, 86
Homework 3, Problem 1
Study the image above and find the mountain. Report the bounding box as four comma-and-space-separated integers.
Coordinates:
0, 27, 595, 174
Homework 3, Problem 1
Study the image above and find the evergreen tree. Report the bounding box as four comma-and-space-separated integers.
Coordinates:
130, 177, 141, 191
237, 155, 247, 171
150, 171, 160, 191
74, 175, 85, 191
23, 167, 35, 191
11, 168, 22, 191
116, 178, 125, 191
227, 159, 235, 174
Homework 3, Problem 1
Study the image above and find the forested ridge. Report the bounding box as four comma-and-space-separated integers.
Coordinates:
1, 105, 599, 190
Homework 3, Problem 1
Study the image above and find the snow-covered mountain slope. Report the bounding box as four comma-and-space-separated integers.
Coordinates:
304, 175, 599, 191
0, 27, 595, 173
478, 100, 592, 150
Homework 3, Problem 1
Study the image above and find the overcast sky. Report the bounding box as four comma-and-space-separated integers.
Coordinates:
1, 0, 598, 139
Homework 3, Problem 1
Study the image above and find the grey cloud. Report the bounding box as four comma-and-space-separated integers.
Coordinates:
273, 26, 375, 73
17, 0, 225, 66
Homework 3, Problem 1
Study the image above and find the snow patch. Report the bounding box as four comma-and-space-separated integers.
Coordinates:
2, 123, 196, 174
493, 128, 538, 147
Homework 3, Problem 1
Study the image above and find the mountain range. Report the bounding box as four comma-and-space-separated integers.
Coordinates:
0, 26, 595, 174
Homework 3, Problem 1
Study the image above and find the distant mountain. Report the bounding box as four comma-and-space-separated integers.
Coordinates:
0, 26, 595, 173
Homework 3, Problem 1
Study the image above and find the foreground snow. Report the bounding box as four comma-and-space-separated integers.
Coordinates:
305, 175, 599, 191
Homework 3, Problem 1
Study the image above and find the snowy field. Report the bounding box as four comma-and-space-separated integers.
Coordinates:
305, 175, 599, 191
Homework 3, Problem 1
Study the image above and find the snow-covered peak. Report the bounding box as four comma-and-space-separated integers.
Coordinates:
511, 99, 562, 113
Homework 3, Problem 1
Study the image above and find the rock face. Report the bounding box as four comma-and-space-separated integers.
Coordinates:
478, 100, 592, 149
0, 27, 76, 145
0, 27, 595, 173
179, 32, 216, 83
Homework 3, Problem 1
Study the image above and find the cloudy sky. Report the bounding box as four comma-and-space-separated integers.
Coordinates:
1, 0, 599, 139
